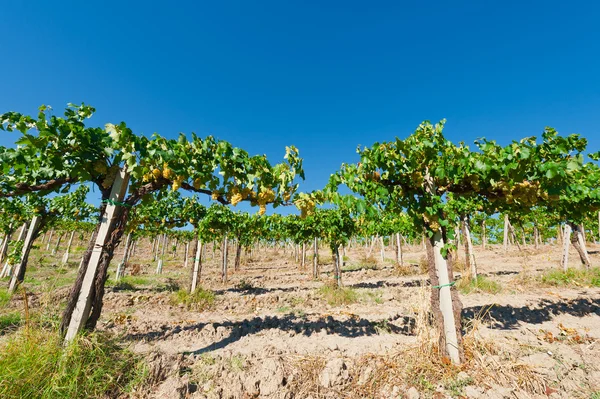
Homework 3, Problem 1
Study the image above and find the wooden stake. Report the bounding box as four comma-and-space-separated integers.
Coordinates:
9, 216, 42, 293
64, 168, 129, 343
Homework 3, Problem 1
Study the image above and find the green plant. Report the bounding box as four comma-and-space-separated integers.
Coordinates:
457, 275, 501, 294
373, 319, 393, 334
318, 285, 358, 306
540, 268, 600, 287
342, 262, 378, 272
446, 375, 474, 397
234, 279, 255, 291
170, 287, 216, 311
0, 327, 148, 398
361, 290, 384, 304
0, 312, 21, 334
229, 355, 245, 372
0, 289, 11, 307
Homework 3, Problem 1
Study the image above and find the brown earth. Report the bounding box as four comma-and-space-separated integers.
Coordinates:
5, 240, 600, 398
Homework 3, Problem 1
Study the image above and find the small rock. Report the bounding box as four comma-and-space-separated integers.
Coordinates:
319, 358, 349, 388
358, 366, 373, 385
258, 358, 285, 396
456, 371, 471, 382
464, 385, 484, 399
406, 386, 420, 399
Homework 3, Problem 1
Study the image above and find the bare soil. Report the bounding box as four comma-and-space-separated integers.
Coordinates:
7, 241, 600, 398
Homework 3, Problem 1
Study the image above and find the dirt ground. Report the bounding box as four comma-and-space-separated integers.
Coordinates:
7, 240, 600, 398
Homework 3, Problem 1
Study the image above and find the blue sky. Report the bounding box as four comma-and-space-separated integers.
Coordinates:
1, 1, 599, 211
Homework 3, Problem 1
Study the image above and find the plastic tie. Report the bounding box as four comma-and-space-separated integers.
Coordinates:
102, 199, 132, 207
432, 281, 455, 289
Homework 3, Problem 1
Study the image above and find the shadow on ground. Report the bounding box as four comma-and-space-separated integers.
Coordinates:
463, 297, 600, 329
123, 312, 416, 354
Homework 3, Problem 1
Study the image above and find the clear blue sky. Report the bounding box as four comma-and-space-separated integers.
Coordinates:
1, 1, 599, 202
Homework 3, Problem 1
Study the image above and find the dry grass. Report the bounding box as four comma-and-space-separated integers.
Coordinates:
284, 284, 547, 398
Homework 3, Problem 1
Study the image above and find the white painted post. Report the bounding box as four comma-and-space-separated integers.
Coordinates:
46, 229, 54, 251
156, 233, 166, 274
115, 232, 132, 281
432, 230, 461, 364
183, 242, 190, 270
313, 237, 319, 279
191, 240, 203, 292
64, 169, 129, 343
9, 216, 41, 293
575, 224, 592, 268
62, 231, 76, 265
52, 232, 64, 256
1, 222, 27, 279
221, 236, 228, 283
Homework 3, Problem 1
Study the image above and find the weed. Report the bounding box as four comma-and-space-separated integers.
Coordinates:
229, 355, 245, 372
0, 289, 11, 307
540, 268, 600, 287
419, 255, 429, 274
361, 290, 384, 304
394, 263, 415, 276
318, 284, 358, 306
0, 327, 148, 398
457, 275, 502, 294
0, 312, 21, 334
373, 319, 393, 334
234, 278, 256, 291
446, 375, 473, 397
170, 287, 216, 311
342, 262, 378, 272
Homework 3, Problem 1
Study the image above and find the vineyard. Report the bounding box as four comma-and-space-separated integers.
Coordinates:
1, 106, 600, 398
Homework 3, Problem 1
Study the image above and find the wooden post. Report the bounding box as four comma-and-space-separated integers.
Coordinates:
503, 215, 510, 252
379, 236, 385, 262
334, 246, 342, 288
431, 230, 461, 364
190, 239, 203, 292
115, 232, 132, 281
221, 236, 228, 283
0, 224, 15, 276
183, 242, 190, 270
156, 233, 167, 274
395, 232, 403, 267
561, 224, 571, 271
572, 223, 592, 268
9, 216, 42, 293
62, 231, 76, 265
301, 242, 306, 269
64, 168, 129, 343
1, 222, 27, 279
52, 232, 64, 256
312, 237, 319, 279
462, 215, 477, 280
46, 229, 54, 251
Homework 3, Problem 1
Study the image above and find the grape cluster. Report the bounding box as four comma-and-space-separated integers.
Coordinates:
256, 188, 275, 215
294, 195, 316, 219
101, 165, 120, 189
